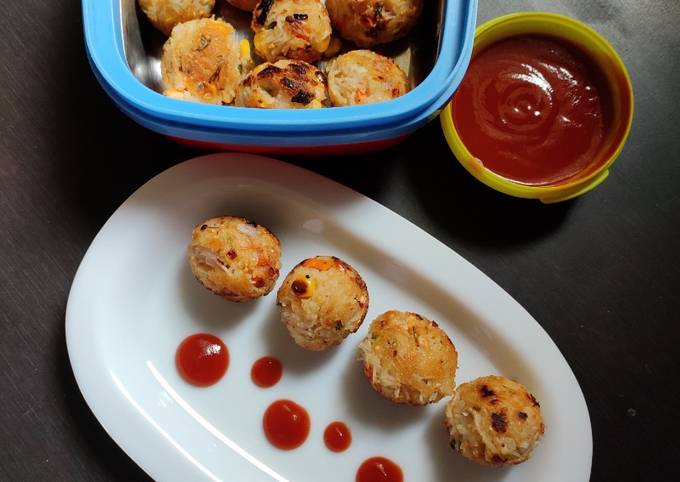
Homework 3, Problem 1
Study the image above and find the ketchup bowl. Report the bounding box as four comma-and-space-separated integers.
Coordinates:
440, 12, 634, 203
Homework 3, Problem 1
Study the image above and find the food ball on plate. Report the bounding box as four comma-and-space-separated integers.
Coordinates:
251, 0, 332, 62
276, 256, 369, 351
226, 0, 259, 11
235, 60, 328, 108
326, 50, 409, 106
444, 375, 545, 465
188, 216, 281, 302
138, 0, 216, 36
326, 0, 423, 47
358, 310, 458, 405
161, 18, 251, 104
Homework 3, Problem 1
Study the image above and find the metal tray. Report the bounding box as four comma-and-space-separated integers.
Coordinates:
122, 0, 444, 99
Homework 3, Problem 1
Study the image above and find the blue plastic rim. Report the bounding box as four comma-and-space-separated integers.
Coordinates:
82, 0, 478, 148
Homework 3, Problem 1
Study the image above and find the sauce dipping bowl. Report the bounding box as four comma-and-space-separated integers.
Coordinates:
440, 12, 634, 203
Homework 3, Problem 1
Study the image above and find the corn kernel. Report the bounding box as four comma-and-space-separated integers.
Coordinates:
291, 277, 315, 298
239, 39, 251, 59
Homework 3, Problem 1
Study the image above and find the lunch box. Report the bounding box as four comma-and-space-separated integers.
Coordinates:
82, 0, 477, 154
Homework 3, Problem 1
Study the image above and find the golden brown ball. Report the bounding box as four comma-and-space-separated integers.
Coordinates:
161, 18, 251, 104
277, 256, 369, 350
326, 0, 423, 47
235, 59, 328, 108
326, 49, 409, 106
188, 216, 281, 302
359, 311, 458, 405
139, 0, 216, 36
444, 375, 545, 465
252, 0, 332, 62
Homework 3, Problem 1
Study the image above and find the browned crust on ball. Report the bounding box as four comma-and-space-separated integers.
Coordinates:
276, 256, 369, 350
444, 375, 545, 466
188, 216, 281, 302
359, 310, 458, 405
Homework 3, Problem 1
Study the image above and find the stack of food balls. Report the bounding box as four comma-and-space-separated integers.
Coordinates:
187, 212, 546, 467
138, 0, 418, 108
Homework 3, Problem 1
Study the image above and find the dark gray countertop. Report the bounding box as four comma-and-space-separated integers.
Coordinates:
1, 0, 678, 480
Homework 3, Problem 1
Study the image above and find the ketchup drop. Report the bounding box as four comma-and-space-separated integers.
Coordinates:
251, 356, 283, 388
324, 421, 352, 452
175, 333, 228, 387
356, 457, 403, 482
263, 400, 310, 450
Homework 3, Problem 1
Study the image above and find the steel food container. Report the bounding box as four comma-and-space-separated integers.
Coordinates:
82, 0, 478, 154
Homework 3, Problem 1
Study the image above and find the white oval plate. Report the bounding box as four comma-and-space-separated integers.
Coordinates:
66, 153, 592, 482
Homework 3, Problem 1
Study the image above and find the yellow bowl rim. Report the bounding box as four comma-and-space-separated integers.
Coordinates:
440, 12, 635, 202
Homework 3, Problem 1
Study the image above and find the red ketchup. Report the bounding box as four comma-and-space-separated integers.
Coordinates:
175, 333, 229, 386
356, 457, 403, 482
263, 400, 310, 450
453, 35, 611, 185
251, 356, 283, 388
323, 421, 352, 452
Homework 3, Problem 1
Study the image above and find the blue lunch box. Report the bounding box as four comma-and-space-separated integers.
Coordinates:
82, 0, 477, 155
